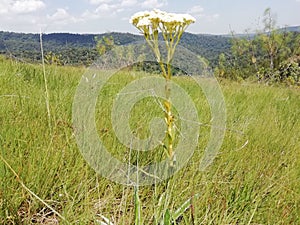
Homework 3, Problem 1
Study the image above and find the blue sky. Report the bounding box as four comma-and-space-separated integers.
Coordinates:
0, 0, 299, 34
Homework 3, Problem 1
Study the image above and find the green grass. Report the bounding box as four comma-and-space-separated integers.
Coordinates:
0, 56, 299, 224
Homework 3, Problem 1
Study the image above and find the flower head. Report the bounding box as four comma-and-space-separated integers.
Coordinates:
136, 17, 151, 27
129, 10, 150, 26
129, 9, 196, 66
130, 9, 196, 31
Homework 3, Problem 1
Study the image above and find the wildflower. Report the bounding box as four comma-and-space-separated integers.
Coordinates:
130, 9, 195, 168
130, 9, 195, 32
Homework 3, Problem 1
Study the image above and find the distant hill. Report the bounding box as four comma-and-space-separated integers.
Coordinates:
278, 25, 300, 33
222, 25, 300, 38
0, 31, 232, 67
0, 26, 298, 66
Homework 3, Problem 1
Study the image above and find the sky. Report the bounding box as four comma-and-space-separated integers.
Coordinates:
0, 0, 299, 34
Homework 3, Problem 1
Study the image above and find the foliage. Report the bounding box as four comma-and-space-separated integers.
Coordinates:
216, 8, 300, 85
44, 51, 63, 65
181, 33, 232, 67
278, 55, 300, 85
95, 35, 115, 56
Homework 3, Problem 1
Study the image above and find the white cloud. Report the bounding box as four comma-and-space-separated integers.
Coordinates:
0, 1, 9, 14
89, 0, 112, 5
0, 0, 45, 15
188, 5, 219, 22
83, 0, 136, 20
96, 3, 114, 13
0, 0, 47, 33
12, 0, 45, 13
121, 0, 137, 7
81, 10, 100, 20
47, 8, 78, 25
88, 0, 167, 9
95, 3, 123, 14
80, 3, 121, 21
141, 0, 167, 9
188, 5, 204, 16
48, 8, 68, 20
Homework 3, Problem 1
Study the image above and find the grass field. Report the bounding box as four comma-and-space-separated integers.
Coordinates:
0, 56, 299, 224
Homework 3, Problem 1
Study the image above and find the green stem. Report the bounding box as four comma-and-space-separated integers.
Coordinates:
165, 62, 175, 167
144, 29, 180, 168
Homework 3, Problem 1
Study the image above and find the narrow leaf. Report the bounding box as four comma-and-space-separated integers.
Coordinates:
173, 193, 200, 220
163, 209, 172, 225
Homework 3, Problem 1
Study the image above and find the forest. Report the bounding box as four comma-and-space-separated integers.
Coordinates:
1, 23, 299, 85
0, 31, 232, 67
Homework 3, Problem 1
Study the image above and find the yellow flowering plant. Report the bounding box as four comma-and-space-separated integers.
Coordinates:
130, 9, 196, 167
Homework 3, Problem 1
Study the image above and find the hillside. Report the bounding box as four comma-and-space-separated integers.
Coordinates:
278, 25, 300, 33
222, 25, 300, 38
0, 26, 299, 67
0, 31, 231, 67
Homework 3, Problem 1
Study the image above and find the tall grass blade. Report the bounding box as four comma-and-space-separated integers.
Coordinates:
173, 193, 200, 221
134, 186, 142, 225
163, 209, 172, 225
39, 30, 52, 134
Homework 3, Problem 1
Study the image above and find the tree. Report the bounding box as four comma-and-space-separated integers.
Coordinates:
217, 8, 299, 84
44, 51, 62, 65
95, 35, 115, 56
